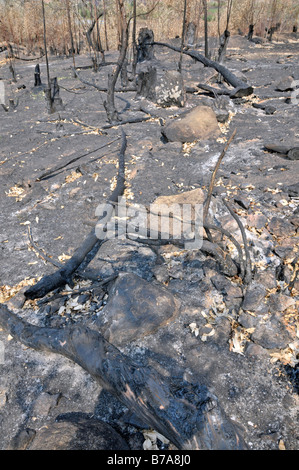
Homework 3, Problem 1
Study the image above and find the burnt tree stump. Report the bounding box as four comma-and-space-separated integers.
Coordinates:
137, 28, 155, 62
34, 64, 42, 87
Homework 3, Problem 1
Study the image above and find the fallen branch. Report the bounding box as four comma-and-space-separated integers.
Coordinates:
126, 233, 238, 278
154, 42, 253, 97
73, 68, 136, 93
36, 137, 120, 181
196, 83, 232, 96
0, 304, 247, 450
24, 130, 127, 300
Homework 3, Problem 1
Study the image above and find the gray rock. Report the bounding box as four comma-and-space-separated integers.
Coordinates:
275, 75, 295, 91
268, 217, 295, 237
287, 148, 299, 160
31, 392, 60, 417
251, 315, 293, 350
246, 213, 268, 230
286, 182, 299, 197
238, 311, 259, 329
8, 428, 36, 450
234, 196, 251, 210
242, 282, 267, 312
96, 273, 180, 347
28, 419, 129, 450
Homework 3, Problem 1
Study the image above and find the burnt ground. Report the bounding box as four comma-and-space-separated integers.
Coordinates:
0, 34, 298, 451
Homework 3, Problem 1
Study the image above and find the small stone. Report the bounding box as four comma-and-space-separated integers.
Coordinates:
254, 270, 277, 290
8, 428, 36, 450
242, 282, 267, 312
268, 293, 295, 313
234, 196, 251, 210
275, 76, 295, 91
265, 106, 276, 115
286, 182, 299, 197
287, 148, 299, 160
238, 311, 258, 329
152, 265, 169, 284
267, 217, 295, 237
251, 315, 293, 350
245, 343, 269, 359
246, 213, 267, 230
31, 392, 60, 418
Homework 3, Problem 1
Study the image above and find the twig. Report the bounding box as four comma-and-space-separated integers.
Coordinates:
203, 129, 236, 244
24, 130, 127, 300
222, 198, 252, 284
203, 129, 237, 222
36, 137, 120, 181
27, 226, 63, 268
37, 274, 117, 306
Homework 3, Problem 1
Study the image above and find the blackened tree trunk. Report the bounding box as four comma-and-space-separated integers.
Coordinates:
178, 0, 187, 73
65, 0, 76, 75
247, 24, 254, 40
104, 0, 129, 123
203, 0, 209, 58
34, 64, 42, 86
41, 0, 53, 113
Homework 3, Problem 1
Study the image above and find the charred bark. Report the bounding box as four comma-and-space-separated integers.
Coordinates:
0, 304, 248, 451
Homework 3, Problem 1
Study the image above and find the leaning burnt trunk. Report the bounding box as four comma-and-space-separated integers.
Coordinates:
0, 304, 248, 451
154, 41, 253, 97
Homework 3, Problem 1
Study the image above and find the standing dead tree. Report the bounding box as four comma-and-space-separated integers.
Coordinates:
65, 0, 77, 75
217, 0, 234, 63
178, 0, 188, 73
103, 0, 129, 122
41, 0, 54, 113
85, 7, 104, 71
203, 0, 209, 58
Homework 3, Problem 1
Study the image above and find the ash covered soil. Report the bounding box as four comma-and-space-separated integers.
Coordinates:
0, 34, 298, 450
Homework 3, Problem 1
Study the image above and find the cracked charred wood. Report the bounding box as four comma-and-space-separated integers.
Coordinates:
154, 41, 253, 97
0, 304, 248, 450
34, 64, 42, 87
24, 130, 127, 301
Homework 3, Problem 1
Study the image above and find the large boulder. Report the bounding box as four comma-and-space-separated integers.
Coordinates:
161, 105, 221, 143
96, 273, 180, 347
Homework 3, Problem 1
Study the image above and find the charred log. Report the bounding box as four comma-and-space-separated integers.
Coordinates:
154, 41, 253, 97
0, 304, 248, 451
